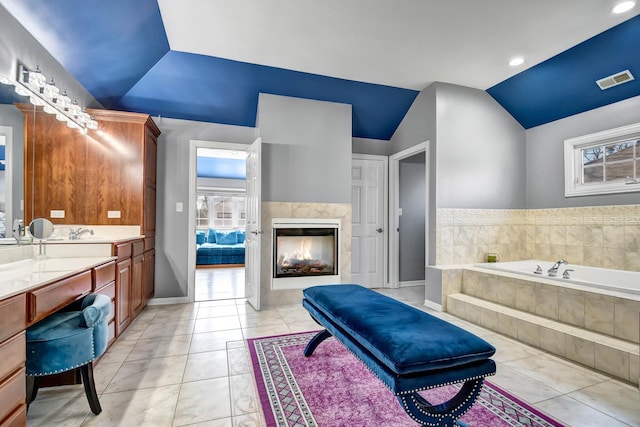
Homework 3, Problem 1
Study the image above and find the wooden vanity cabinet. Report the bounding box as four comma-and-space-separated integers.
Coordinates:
0, 295, 26, 427
20, 106, 160, 238
114, 237, 149, 335
86, 109, 159, 235
20, 106, 158, 327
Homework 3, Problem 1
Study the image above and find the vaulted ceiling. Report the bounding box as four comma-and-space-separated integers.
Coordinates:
1, 0, 639, 139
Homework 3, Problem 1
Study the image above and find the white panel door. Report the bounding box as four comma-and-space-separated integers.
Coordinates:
245, 137, 262, 310
351, 156, 386, 288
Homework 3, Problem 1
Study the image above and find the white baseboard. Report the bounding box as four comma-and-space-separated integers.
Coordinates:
398, 280, 425, 288
147, 296, 189, 306
423, 299, 442, 312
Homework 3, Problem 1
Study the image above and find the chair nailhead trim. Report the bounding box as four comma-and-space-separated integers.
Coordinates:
27, 326, 98, 376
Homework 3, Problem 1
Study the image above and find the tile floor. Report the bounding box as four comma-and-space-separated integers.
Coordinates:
26, 286, 640, 426
195, 267, 245, 301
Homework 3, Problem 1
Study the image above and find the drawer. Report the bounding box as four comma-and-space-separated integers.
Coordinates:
93, 261, 116, 290
132, 240, 144, 257
0, 333, 25, 381
144, 236, 155, 251
0, 368, 25, 423
96, 280, 116, 300
0, 404, 26, 427
27, 271, 92, 324
114, 242, 132, 260
0, 295, 26, 343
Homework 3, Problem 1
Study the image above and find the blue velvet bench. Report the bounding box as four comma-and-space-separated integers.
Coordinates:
302, 284, 496, 427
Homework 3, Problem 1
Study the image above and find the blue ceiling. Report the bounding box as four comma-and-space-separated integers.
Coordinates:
1, 1, 640, 137
488, 14, 640, 129
197, 157, 246, 180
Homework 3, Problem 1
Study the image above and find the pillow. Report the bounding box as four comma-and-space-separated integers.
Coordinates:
207, 228, 217, 243
196, 230, 206, 245
215, 230, 238, 245
236, 230, 246, 244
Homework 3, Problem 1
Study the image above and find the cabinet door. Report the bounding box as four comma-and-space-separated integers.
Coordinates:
144, 249, 155, 301
116, 259, 132, 335
131, 255, 144, 317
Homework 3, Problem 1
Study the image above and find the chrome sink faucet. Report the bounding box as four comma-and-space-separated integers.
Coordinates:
547, 259, 568, 277
69, 227, 94, 240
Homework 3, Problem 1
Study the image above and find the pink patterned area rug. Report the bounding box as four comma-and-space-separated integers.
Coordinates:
248, 331, 566, 427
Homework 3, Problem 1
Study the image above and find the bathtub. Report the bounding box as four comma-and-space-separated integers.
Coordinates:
475, 259, 640, 295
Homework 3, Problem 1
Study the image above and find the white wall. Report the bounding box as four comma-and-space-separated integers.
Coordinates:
525, 94, 640, 208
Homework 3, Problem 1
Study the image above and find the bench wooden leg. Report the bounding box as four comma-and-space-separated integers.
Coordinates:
397, 378, 484, 427
303, 329, 332, 357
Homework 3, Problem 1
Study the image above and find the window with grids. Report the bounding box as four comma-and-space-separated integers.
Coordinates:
564, 123, 640, 197
196, 193, 246, 229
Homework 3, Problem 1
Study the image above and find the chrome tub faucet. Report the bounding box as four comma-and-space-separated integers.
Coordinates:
547, 259, 568, 277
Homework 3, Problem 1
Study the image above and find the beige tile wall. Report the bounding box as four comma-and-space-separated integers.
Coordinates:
436, 204, 640, 271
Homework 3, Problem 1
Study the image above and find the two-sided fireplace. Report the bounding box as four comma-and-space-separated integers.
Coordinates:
271, 218, 341, 290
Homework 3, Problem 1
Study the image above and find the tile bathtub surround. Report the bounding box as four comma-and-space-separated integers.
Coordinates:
25, 287, 640, 427
436, 204, 640, 271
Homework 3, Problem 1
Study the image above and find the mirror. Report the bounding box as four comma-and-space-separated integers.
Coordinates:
0, 84, 29, 242
28, 217, 54, 240
28, 217, 53, 260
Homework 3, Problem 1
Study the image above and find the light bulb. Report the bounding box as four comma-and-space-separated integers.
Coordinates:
28, 65, 46, 90
58, 90, 71, 110
86, 118, 99, 130
44, 78, 59, 102
69, 99, 81, 117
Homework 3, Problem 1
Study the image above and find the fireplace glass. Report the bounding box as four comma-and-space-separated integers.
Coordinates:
273, 227, 338, 278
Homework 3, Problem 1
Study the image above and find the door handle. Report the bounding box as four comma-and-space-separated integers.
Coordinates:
376, 228, 383, 233
250, 230, 264, 235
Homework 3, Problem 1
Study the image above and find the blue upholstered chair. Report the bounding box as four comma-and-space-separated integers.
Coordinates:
25, 293, 111, 415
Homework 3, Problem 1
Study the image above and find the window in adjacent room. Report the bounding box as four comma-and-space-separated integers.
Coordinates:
196, 193, 246, 229
564, 122, 640, 197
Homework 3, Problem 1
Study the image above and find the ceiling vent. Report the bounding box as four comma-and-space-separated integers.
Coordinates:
596, 70, 634, 90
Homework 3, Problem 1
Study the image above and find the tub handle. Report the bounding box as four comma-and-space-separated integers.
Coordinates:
534, 265, 543, 274
562, 269, 574, 279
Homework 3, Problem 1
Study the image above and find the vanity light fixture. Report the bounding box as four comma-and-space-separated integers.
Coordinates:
611, 0, 636, 14
14, 61, 98, 132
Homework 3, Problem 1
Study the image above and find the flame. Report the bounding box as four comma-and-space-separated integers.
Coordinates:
280, 238, 313, 266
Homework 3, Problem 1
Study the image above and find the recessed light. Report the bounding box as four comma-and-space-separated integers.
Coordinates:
612, 0, 636, 14
509, 57, 525, 67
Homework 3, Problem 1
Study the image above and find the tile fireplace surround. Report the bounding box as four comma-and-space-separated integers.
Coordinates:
260, 202, 351, 308
436, 204, 640, 271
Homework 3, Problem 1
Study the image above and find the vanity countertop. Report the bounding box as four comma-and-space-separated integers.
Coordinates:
0, 256, 116, 301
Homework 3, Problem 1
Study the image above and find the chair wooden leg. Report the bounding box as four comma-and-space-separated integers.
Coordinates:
25, 376, 39, 408
80, 363, 102, 415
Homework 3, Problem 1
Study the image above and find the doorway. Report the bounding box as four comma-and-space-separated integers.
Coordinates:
187, 141, 249, 303
389, 142, 429, 288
